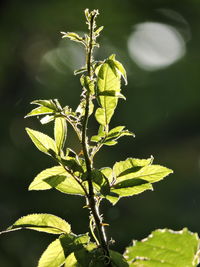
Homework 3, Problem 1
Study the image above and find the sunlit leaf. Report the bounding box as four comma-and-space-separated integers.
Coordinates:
102, 157, 172, 204
54, 117, 67, 152
113, 157, 154, 179
124, 228, 200, 267
91, 169, 110, 196
38, 233, 90, 267
103, 140, 118, 146
94, 26, 104, 37
31, 99, 62, 112
29, 166, 85, 196
107, 180, 153, 205
109, 54, 127, 85
100, 167, 113, 185
76, 99, 94, 118
7, 214, 71, 235
29, 166, 66, 191
114, 158, 172, 184
25, 106, 55, 118
74, 67, 87, 75
40, 115, 55, 124
80, 75, 95, 94
26, 128, 57, 156
95, 60, 121, 126
61, 32, 84, 44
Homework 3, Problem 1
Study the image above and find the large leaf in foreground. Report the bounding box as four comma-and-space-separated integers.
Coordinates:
26, 128, 57, 156
38, 234, 89, 267
124, 228, 200, 267
7, 214, 71, 235
29, 166, 85, 196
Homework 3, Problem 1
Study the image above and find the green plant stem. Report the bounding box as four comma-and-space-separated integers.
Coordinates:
81, 12, 111, 265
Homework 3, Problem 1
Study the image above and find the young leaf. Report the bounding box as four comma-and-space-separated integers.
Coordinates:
40, 115, 55, 124
102, 126, 134, 146
26, 128, 58, 156
100, 157, 172, 205
124, 228, 200, 267
54, 117, 67, 152
7, 214, 71, 235
74, 67, 87, 75
95, 60, 121, 127
108, 54, 127, 85
61, 32, 84, 44
80, 75, 95, 94
31, 99, 62, 112
38, 233, 90, 267
90, 169, 110, 196
107, 180, 153, 205
29, 166, 85, 196
25, 106, 55, 118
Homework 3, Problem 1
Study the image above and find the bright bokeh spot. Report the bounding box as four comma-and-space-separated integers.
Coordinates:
127, 22, 186, 71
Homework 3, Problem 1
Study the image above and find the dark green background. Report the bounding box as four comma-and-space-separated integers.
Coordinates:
1, 0, 200, 266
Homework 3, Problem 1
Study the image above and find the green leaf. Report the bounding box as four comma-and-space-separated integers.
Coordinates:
102, 126, 134, 146
76, 99, 94, 118
62, 157, 84, 174
107, 180, 153, 205
94, 26, 104, 37
64, 244, 110, 267
114, 159, 173, 184
102, 157, 173, 204
100, 167, 113, 185
31, 99, 62, 111
80, 75, 95, 94
95, 60, 121, 126
40, 115, 55, 124
74, 67, 87, 75
29, 166, 66, 190
25, 106, 55, 118
109, 54, 127, 85
91, 169, 110, 196
64, 253, 77, 266
110, 250, 129, 267
61, 32, 84, 44
29, 166, 85, 196
54, 117, 67, 152
113, 157, 153, 178
124, 228, 200, 267
38, 234, 89, 267
26, 128, 58, 156
7, 214, 71, 235
103, 140, 118, 146
91, 125, 134, 146
91, 134, 102, 142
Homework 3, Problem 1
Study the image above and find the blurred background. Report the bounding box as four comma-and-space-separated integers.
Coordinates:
1, 0, 200, 266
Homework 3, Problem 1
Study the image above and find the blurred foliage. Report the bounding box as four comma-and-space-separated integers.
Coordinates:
1, 0, 200, 266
